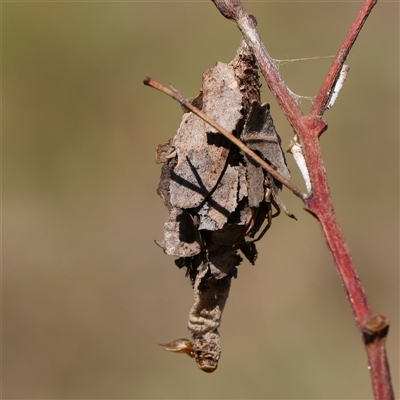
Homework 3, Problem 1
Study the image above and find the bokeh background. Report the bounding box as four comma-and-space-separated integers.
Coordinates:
3, 1, 398, 399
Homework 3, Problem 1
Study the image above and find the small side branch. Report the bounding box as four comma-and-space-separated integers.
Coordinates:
312, 0, 377, 116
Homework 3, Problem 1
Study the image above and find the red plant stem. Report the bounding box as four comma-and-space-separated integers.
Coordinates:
297, 122, 394, 399
367, 339, 393, 399
212, 1, 394, 399
312, 0, 378, 115
298, 116, 372, 324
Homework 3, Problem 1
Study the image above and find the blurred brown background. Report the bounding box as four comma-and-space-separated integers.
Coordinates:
3, 1, 398, 399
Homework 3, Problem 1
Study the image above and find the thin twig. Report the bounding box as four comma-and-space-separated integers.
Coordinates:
143, 76, 306, 200
312, 0, 378, 115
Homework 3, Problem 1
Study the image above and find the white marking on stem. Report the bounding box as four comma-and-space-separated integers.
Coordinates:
326, 64, 350, 109
287, 139, 311, 194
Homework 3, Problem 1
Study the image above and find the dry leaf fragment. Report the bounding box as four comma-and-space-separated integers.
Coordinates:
155, 41, 292, 373
170, 62, 244, 210
242, 101, 290, 181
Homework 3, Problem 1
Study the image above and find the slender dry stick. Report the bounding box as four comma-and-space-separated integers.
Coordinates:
211, 0, 393, 399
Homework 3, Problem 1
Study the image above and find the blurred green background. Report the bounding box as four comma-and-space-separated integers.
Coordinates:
3, 1, 398, 399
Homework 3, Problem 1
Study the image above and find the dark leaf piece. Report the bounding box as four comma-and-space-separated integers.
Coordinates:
242, 101, 290, 180
240, 241, 258, 264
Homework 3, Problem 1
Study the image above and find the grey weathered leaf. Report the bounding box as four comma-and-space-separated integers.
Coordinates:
170, 62, 243, 210
156, 207, 202, 258
197, 164, 240, 231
